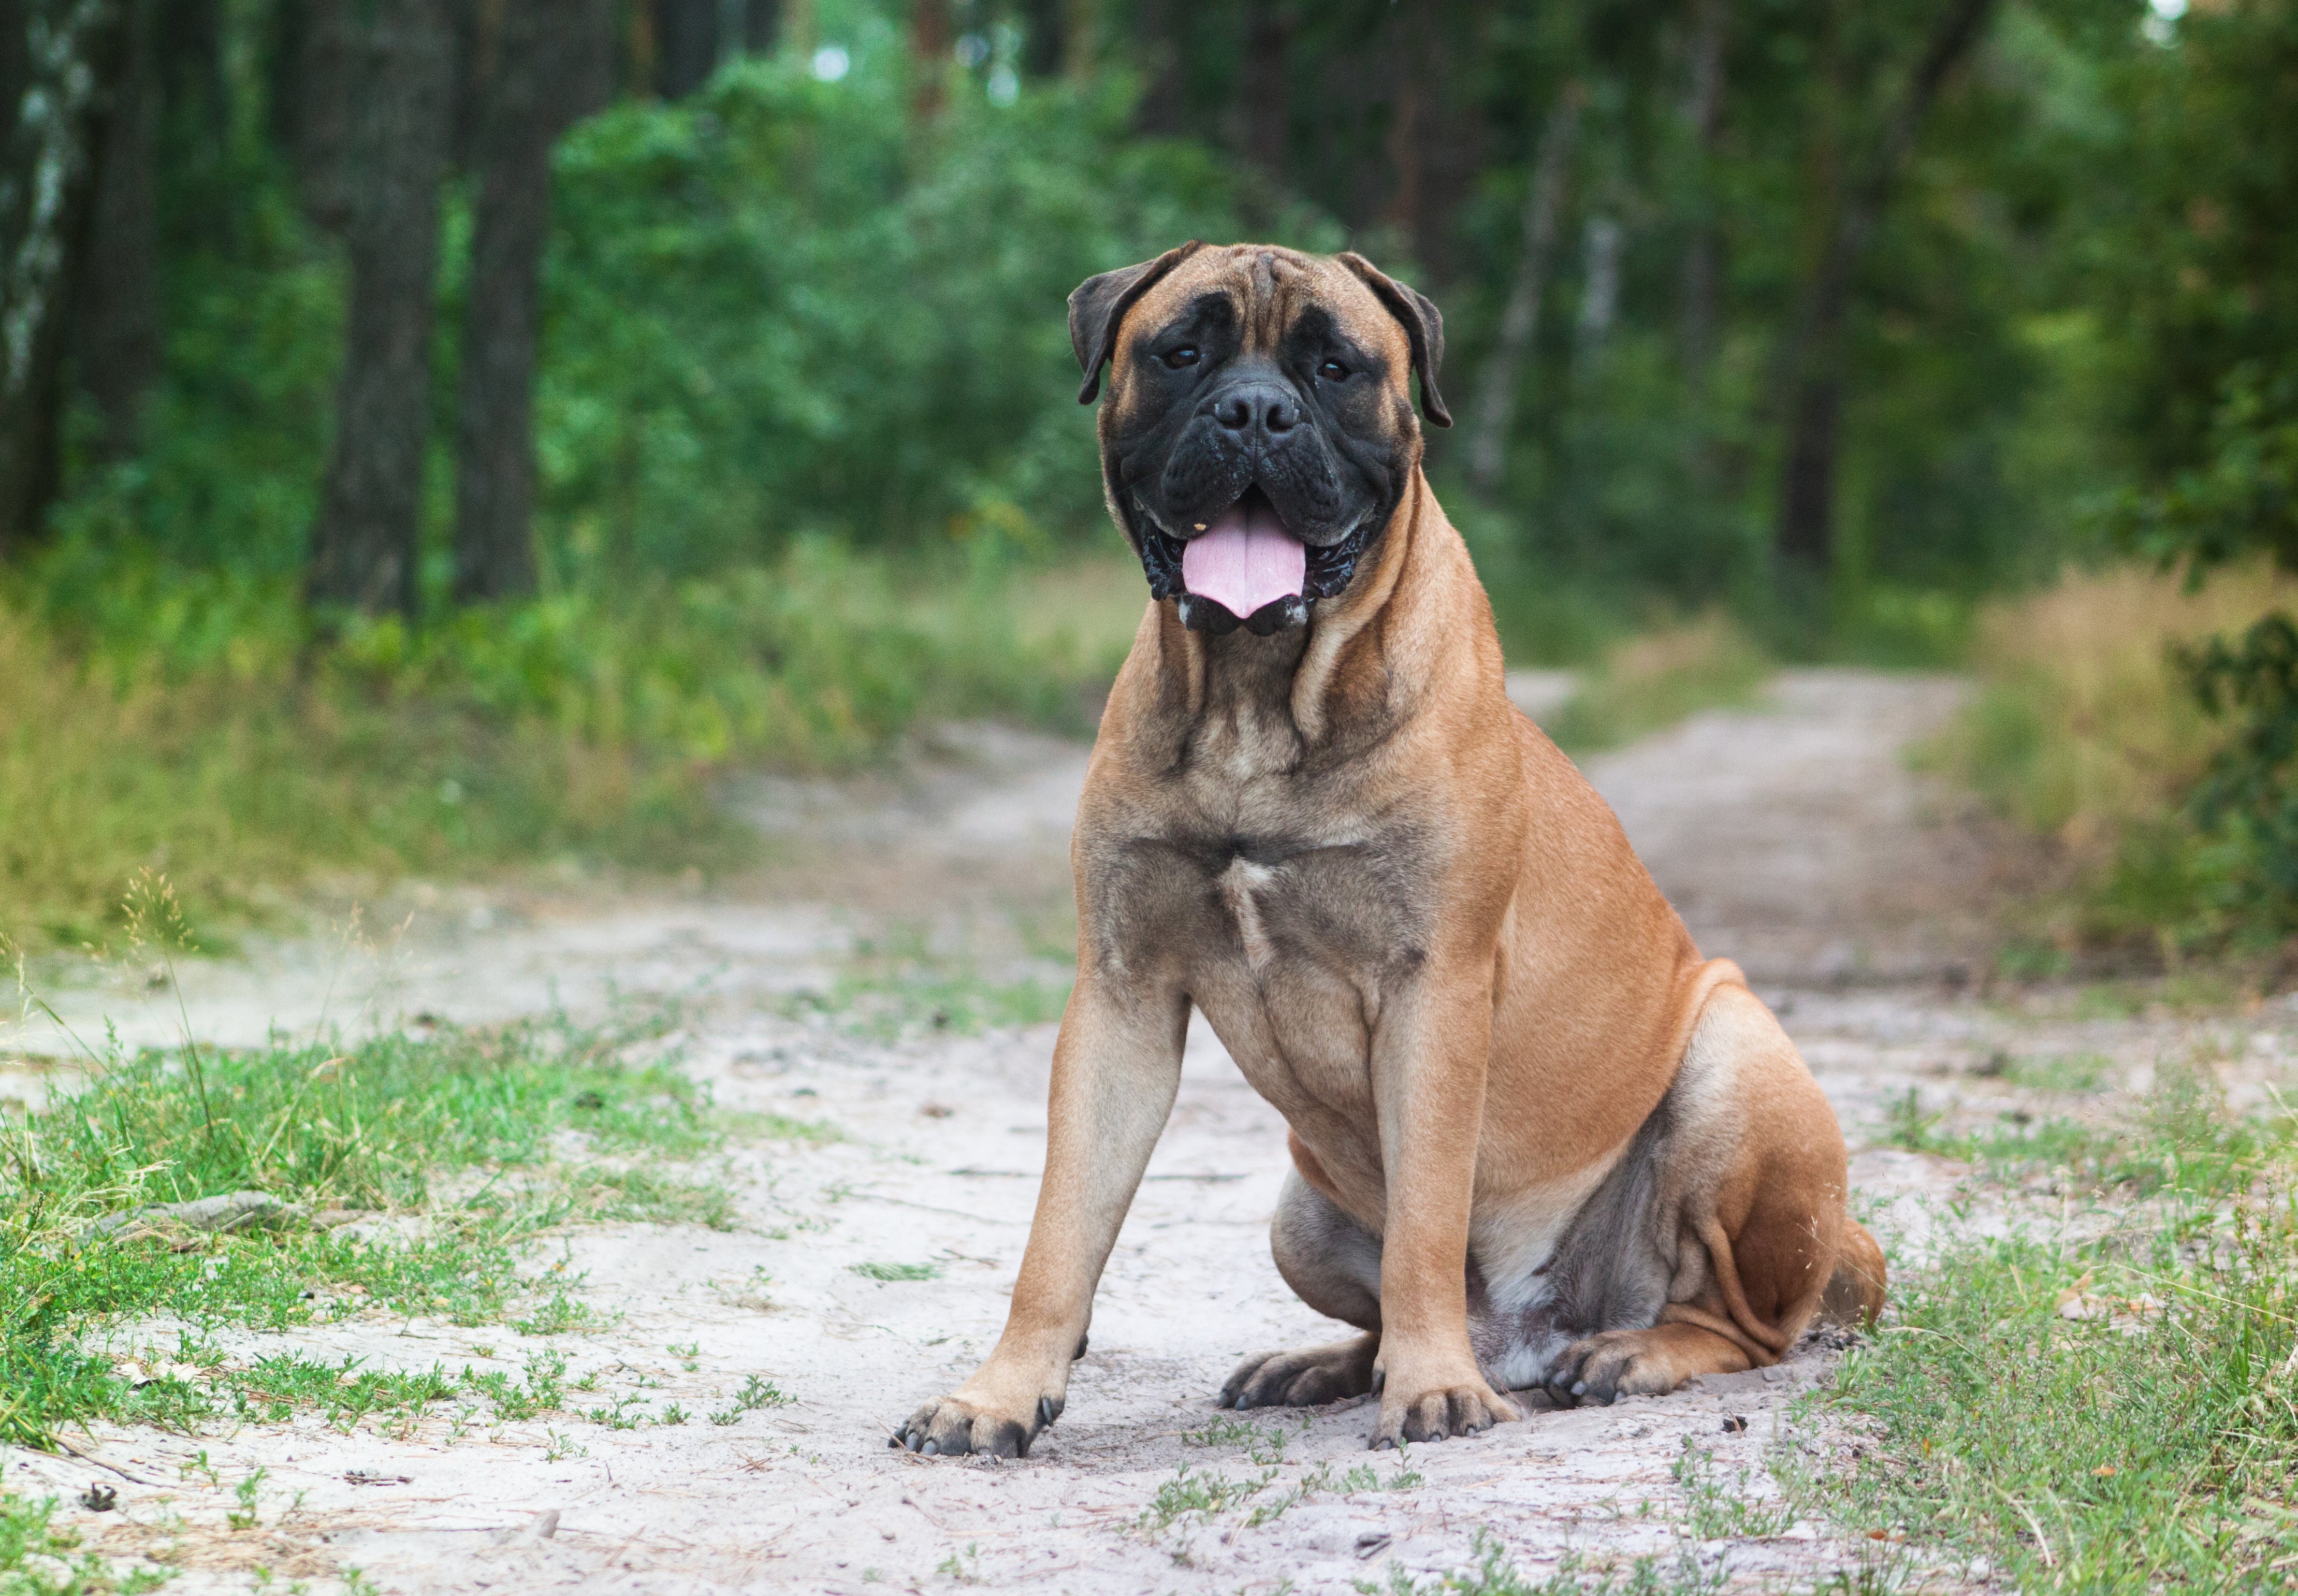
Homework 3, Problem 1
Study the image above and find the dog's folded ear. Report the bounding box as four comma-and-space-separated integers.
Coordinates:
1338, 253, 1450, 428
1069, 242, 1204, 406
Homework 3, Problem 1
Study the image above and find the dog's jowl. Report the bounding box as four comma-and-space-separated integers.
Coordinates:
894, 243, 1886, 1458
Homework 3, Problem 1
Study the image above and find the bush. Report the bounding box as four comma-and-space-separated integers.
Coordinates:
1937, 562, 2298, 956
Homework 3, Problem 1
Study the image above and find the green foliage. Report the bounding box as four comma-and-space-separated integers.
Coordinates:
542, 51, 1316, 573
2183, 613, 2298, 938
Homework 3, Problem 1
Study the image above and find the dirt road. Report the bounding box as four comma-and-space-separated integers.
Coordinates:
11, 669, 2290, 1595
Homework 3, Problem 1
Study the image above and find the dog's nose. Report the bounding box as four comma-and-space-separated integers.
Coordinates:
1211, 383, 1300, 439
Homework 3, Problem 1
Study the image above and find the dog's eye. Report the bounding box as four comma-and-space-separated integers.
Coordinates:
1161, 347, 1200, 370
1318, 359, 1350, 382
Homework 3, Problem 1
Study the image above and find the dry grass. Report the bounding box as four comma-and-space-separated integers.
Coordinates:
1939, 560, 2298, 952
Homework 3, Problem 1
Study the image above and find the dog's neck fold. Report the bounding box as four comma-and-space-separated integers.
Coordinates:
1164, 469, 1434, 757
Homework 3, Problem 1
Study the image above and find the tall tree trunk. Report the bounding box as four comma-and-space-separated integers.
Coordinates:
306, 0, 455, 617
741, 0, 780, 56
1061, 0, 1100, 82
1240, 0, 1289, 183
909, 0, 950, 124
1384, 0, 1429, 250
1773, 0, 1998, 577
452, 0, 612, 603
781, 0, 814, 59
1132, 0, 1187, 138
75, 0, 158, 461
1678, 0, 1729, 399
277, 0, 358, 234
1, 0, 126, 555
653, 0, 718, 98
1465, 82, 1580, 498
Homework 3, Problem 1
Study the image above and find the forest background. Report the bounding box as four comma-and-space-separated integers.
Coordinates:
4, 0, 2296, 972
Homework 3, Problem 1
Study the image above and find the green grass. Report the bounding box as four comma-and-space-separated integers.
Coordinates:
1879, 1051, 2285, 1201
1800, 1077, 2298, 1592
0, 1003, 734, 1449
1544, 614, 1773, 756
1358, 1529, 1714, 1595
0, 1488, 170, 1594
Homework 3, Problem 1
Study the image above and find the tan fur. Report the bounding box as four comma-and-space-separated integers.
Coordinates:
895, 245, 1885, 1457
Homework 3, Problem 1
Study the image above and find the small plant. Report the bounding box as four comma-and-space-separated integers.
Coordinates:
588, 1394, 649, 1430
660, 1403, 689, 1425
227, 1468, 268, 1531
848, 1260, 940, 1282
737, 1374, 793, 1410
515, 1290, 606, 1337
543, 1429, 584, 1462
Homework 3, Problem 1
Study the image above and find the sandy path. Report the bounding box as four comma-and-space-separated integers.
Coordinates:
11, 670, 2291, 1594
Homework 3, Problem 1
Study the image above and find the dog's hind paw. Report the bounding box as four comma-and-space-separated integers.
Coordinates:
892, 1390, 1056, 1459
1545, 1324, 1751, 1406
1219, 1332, 1379, 1410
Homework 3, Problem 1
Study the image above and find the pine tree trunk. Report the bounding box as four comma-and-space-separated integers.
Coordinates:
305, 0, 455, 617
1465, 83, 1580, 498
0, 0, 125, 554
452, 0, 612, 603
75, 0, 159, 460
1773, 0, 1997, 578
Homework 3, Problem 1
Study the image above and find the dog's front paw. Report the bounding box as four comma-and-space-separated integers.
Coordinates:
1370, 1369, 1518, 1449
893, 1389, 1059, 1459
1221, 1332, 1379, 1410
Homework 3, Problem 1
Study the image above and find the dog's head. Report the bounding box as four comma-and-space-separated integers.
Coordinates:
1070, 243, 1448, 635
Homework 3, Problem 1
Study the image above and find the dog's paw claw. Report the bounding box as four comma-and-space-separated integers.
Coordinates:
896, 1392, 1048, 1460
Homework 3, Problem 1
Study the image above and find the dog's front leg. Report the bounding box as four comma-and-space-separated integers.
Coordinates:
894, 974, 1186, 1458
1368, 968, 1519, 1448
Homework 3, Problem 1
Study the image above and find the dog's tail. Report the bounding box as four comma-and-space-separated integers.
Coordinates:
1819, 1220, 1887, 1328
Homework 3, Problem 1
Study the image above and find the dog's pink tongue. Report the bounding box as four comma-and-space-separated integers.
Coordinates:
1181, 501, 1306, 619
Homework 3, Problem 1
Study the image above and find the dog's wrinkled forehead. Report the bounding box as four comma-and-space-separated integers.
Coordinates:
1117, 246, 1412, 387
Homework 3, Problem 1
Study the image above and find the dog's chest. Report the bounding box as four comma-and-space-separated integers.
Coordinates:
1090, 788, 1437, 1118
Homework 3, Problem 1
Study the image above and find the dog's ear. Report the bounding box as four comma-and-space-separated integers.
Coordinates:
1337, 253, 1450, 428
1069, 242, 1204, 406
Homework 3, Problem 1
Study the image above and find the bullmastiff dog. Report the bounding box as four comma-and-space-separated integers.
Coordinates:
894, 241, 1886, 1458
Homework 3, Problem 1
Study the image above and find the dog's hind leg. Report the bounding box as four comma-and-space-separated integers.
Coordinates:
1546, 976, 1877, 1406
1221, 1163, 1383, 1410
